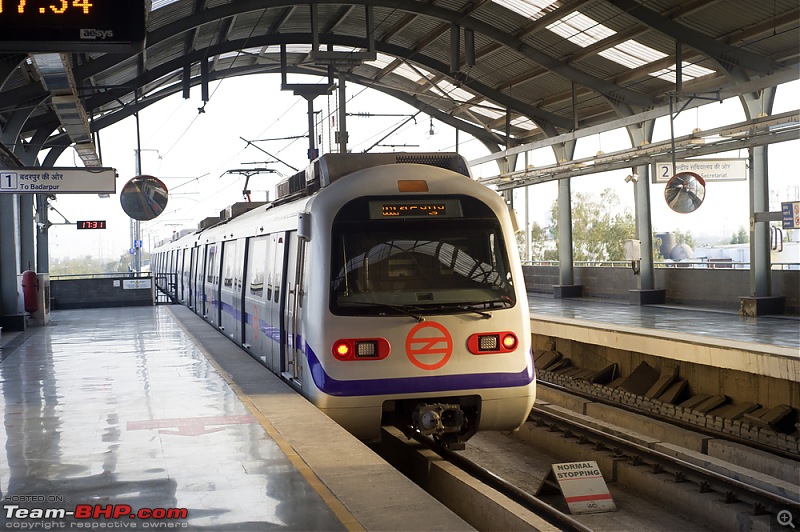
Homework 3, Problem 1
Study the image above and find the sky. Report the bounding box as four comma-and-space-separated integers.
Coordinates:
45, 74, 799, 263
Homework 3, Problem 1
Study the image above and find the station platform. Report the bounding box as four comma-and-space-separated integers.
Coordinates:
528, 294, 799, 379
0, 306, 471, 531
527, 293, 800, 418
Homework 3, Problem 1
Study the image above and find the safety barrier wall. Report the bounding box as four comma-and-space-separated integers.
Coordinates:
50, 274, 154, 309
523, 265, 799, 315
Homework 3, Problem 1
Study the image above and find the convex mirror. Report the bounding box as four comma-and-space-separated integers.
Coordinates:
120, 175, 169, 221
665, 171, 705, 213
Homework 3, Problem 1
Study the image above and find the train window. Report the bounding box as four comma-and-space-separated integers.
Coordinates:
330, 195, 516, 317
206, 244, 219, 284
247, 237, 267, 296
222, 240, 237, 288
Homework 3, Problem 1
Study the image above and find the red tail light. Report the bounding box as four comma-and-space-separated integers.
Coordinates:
332, 338, 390, 361
467, 332, 518, 355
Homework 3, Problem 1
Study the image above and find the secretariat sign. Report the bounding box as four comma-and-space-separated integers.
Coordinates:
0, 168, 116, 194
653, 159, 747, 184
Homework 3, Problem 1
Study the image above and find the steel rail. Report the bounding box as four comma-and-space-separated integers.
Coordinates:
528, 406, 800, 515
410, 433, 594, 532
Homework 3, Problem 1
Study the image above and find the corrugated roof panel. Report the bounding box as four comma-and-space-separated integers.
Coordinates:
546, 11, 616, 48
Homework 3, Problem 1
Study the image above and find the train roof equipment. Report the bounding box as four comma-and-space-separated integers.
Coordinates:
274, 152, 471, 204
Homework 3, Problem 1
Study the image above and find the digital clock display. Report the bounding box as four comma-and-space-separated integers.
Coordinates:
76, 220, 106, 229
0, 0, 145, 52
368, 199, 463, 219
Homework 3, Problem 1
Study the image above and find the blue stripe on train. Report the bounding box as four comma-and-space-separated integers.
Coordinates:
214, 297, 535, 397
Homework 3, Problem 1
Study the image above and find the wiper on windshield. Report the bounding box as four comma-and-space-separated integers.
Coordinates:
343, 301, 425, 322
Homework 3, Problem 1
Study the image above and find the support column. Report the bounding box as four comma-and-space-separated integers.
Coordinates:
36, 194, 49, 274
306, 96, 317, 160
739, 86, 783, 316
0, 194, 26, 330
338, 71, 348, 153
629, 162, 665, 304
627, 120, 664, 305
553, 141, 581, 298
19, 195, 34, 272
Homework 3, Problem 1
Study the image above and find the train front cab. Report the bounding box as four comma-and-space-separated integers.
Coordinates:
305, 168, 535, 449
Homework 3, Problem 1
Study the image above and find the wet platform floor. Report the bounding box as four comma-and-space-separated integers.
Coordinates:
0, 306, 345, 530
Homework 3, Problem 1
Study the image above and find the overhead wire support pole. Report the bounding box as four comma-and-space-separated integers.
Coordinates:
364, 112, 421, 153
240, 137, 299, 172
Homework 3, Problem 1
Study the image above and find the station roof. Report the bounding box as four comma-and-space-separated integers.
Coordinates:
1, 0, 798, 166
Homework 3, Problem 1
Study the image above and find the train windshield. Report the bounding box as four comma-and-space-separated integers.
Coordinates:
330, 196, 516, 316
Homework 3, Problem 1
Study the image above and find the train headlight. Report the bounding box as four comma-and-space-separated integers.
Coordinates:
479, 335, 499, 351
501, 333, 518, 350
332, 338, 390, 361
467, 332, 518, 354
333, 341, 352, 360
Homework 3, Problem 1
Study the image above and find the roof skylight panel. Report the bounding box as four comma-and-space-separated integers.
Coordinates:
470, 103, 506, 120
547, 11, 616, 48
650, 62, 715, 82
393, 62, 434, 83
434, 79, 476, 102
152, 0, 180, 11
511, 116, 538, 130
492, 0, 558, 20
366, 53, 396, 70
598, 40, 667, 69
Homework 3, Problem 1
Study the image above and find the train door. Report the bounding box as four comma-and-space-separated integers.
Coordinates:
266, 233, 285, 371
196, 245, 207, 315
178, 249, 186, 302
204, 243, 222, 326
283, 232, 306, 385
243, 236, 270, 368
188, 247, 196, 309
219, 240, 236, 339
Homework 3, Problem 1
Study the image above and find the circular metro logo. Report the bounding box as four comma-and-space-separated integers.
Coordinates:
405, 321, 453, 370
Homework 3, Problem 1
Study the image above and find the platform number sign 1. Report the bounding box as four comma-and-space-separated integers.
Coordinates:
1, 172, 17, 190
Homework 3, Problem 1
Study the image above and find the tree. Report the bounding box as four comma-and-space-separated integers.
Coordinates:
546, 188, 636, 262
518, 220, 557, 262
730, 226, 749, 244
522, 188, 636, 262
674, 228, 696, 248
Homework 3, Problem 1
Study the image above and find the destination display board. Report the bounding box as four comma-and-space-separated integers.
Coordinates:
368, 199, 463, 219
0, 168, 116, 194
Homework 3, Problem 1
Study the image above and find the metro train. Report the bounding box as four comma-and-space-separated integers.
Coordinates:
152, 152, 535, 448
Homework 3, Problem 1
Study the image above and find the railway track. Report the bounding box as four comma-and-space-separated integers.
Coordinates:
537, 379, 799, 461
376, 391, 798, 531
527, 406, 799, 523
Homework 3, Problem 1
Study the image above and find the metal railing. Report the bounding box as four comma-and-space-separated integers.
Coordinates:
153, 273, 178, 304
523, 260, 800, 270
48, 271, 153, 280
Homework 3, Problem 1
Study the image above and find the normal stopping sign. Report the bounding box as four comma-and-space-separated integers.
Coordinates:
536, 461, 616, 514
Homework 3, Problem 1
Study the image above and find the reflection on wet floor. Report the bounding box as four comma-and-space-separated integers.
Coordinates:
528, 293, 800, 350
0, 307, 344, 530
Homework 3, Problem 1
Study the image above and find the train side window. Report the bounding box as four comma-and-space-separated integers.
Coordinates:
247, 237, 267, 297
265, 237, 275, 301
222, 240, 237, 288
206, 244, 219, 284
234, 239, 246, 291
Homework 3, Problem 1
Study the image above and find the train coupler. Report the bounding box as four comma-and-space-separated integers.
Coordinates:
412, 403, 466, 441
